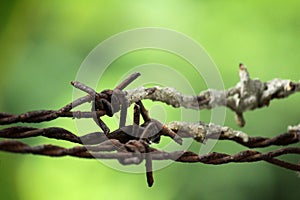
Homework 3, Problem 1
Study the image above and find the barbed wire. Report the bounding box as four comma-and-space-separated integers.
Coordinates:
1, 123, 299, 148
1, 64, 299, 127
0, 139, 299, 169
0, 135, 299, 188
0, 66, 300, 187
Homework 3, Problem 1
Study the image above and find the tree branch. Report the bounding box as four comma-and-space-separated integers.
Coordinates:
125, 64, 300, 126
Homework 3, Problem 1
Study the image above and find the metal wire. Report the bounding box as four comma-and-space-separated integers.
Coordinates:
1, 125, 299, 148
0, 72, 299, 187
0, 140, 299, 171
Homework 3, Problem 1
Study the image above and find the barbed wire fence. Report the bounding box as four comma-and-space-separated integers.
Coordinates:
0, 64, 300, 187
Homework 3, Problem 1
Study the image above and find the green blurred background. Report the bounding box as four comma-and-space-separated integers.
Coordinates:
0, 0, 300, 199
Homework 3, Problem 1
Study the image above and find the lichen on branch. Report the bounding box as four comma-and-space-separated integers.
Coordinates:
166, 121, 249, 143
125, 64, 300, 126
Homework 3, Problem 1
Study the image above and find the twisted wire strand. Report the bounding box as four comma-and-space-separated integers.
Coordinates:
1, 125, 299, 149
1, 124, 299, 173
0, 140, 299, 171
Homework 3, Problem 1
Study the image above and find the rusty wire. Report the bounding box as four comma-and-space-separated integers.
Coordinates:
0, 139, 300, 171
0, 73, 300, 187
1, 124, 300, 148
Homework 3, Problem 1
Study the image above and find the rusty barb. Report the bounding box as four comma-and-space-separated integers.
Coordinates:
0, 72, 300, 187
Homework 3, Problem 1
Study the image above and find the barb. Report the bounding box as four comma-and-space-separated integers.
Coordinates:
0, 73, 140, 126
